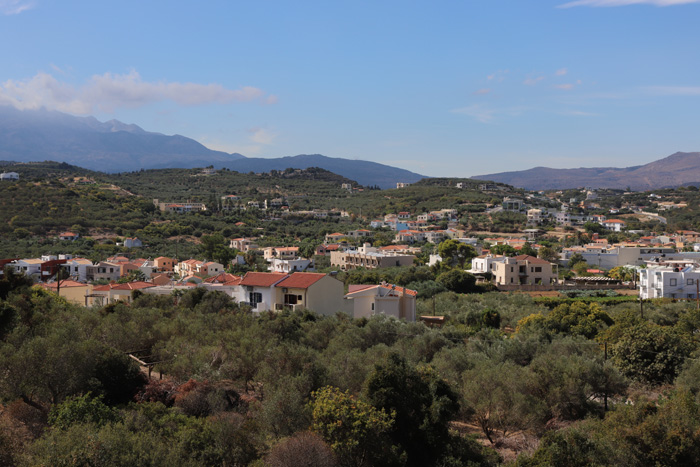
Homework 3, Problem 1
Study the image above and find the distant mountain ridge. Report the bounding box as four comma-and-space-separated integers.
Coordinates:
215, 154, 424, 189
473, 152, 700, 190
0, 106, 425, 189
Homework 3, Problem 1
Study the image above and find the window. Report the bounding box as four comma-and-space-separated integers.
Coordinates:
284, 294, 298, 305
535, 267, 542, 273
689, 294, 695, 299
670, 278, 677, 286
371, 303, 375, 311
688, 279, 695, 286
249, 292, 263, 308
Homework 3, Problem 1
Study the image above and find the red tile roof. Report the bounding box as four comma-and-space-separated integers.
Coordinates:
347, 284, 377, 293
514, 255, 551, 265
381, 284, 418, 296
275, 273, 327, 289
42, 280, 86, 289
93, 281, 155, 291
204, 272, 242, 284
239, 272, 288, 287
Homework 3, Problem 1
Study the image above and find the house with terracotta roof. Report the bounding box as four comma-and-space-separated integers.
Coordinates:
154, 257, 176, 272
315, 243, 346, 256
330, 244, 415, 271
263, 246, 300, 261
200, 272, 243, 296
199, 261, 224, 276
274, 273, 344, 316
175, 259, 200, 276
492, 255, 556, 286
347, 229, 372, 239
378, 245, 421, 255
204, 272, 242, 285
150, 273, 173, 286
229, 237, 259, 252
324, 232, 347, 243
58, 232, 79, 241
394, 230, 426, 244
153, 199, 207, 213
238, 272, 289, 310
344, 283, 416, 321
91, 281, 156, 305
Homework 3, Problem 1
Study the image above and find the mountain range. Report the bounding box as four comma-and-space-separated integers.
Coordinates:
473, 152, 700, 191
0, 106, 424, 189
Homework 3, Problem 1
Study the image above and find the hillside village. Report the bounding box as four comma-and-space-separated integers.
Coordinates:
4, 166, 700, 312
7, 164, 700, 465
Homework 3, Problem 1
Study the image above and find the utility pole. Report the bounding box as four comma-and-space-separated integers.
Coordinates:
604, 341, 608, 412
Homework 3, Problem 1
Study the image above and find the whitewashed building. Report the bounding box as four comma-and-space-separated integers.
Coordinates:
639, 261, 700, 299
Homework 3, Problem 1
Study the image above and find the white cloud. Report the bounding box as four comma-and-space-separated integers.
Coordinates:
559, 109, 599, 116
451, 104, 526, 123
555, 80, 582, 90
0, 0, 34, 15
558, 0, 700, 8
556, 68, 568, 76
524, 76, 545, 86
249, 127, 276, 145
0, 70, 275, 114
642, 85, 700, 95
487, 70, 509, 82
451, 104, 497, 123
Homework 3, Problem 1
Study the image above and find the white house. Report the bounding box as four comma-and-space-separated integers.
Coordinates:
639, 261, 700, 299
602, 219, 626, 232
344, 283, 416, 321
274, 273, 345, 316
11, 259, 43, 277
238, 272, 289, 311
268, 258, 315, 273
469, 254, 507, 275
123, 237, 143, 248
0, 172, 19, 181
62, 257, 94, 282
425, 230, 446, 244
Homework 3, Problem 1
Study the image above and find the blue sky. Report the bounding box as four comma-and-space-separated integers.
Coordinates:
1, 0, 699, 177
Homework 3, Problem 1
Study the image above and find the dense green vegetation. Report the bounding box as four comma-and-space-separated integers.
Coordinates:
2, 269, 700, 465
0, 162, 524, 262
